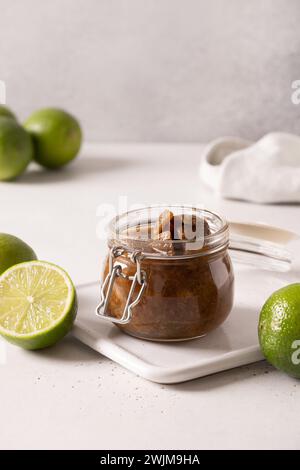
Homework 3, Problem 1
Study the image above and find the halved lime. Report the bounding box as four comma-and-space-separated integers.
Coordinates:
0, 261, 77, 350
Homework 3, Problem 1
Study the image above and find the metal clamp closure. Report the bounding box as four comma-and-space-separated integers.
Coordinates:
95, 246, 147, 324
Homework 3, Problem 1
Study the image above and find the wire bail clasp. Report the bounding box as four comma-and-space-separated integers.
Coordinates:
95, 246, 147, 324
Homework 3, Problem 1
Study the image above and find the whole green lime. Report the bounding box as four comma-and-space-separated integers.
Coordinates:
0, 118, 33, 180
0, 233, 37, 275
0, 105, 16, 121
24, 108, 82, 169
258, 283, 300, 378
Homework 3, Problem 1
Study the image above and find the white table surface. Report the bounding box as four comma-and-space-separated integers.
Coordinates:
1, 142, 300, 450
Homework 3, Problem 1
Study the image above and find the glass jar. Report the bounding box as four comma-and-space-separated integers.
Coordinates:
96, 206, 234, 341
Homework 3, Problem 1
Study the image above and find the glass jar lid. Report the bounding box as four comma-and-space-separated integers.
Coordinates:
108, 205, 229, 259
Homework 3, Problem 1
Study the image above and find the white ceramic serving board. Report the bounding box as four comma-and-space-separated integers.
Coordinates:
72, 264, 293, 384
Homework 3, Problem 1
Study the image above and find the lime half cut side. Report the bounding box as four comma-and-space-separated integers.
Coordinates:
0, 261, 77, 349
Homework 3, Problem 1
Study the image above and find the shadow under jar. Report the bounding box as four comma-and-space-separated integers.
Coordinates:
97, 206, 234, 341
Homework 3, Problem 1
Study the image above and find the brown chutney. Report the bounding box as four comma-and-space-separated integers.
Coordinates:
100, 207, 234, 341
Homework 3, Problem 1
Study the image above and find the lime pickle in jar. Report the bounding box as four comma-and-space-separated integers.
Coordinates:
96, 206, 234, 341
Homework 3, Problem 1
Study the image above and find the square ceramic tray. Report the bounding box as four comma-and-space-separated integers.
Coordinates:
72, 263, 292, 384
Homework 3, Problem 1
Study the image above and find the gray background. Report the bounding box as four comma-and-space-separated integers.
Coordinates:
0, 0, 299, 142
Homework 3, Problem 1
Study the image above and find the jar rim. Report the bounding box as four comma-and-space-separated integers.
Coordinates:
108, 205, 229, 258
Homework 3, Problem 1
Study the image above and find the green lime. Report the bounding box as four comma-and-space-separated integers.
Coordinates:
258, 283, 300, 378
0, 233, 37, 275
0, 105, 16, 121
0, 261, 77, 350
24, 108, 82, 169
0, 118, 33, 180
